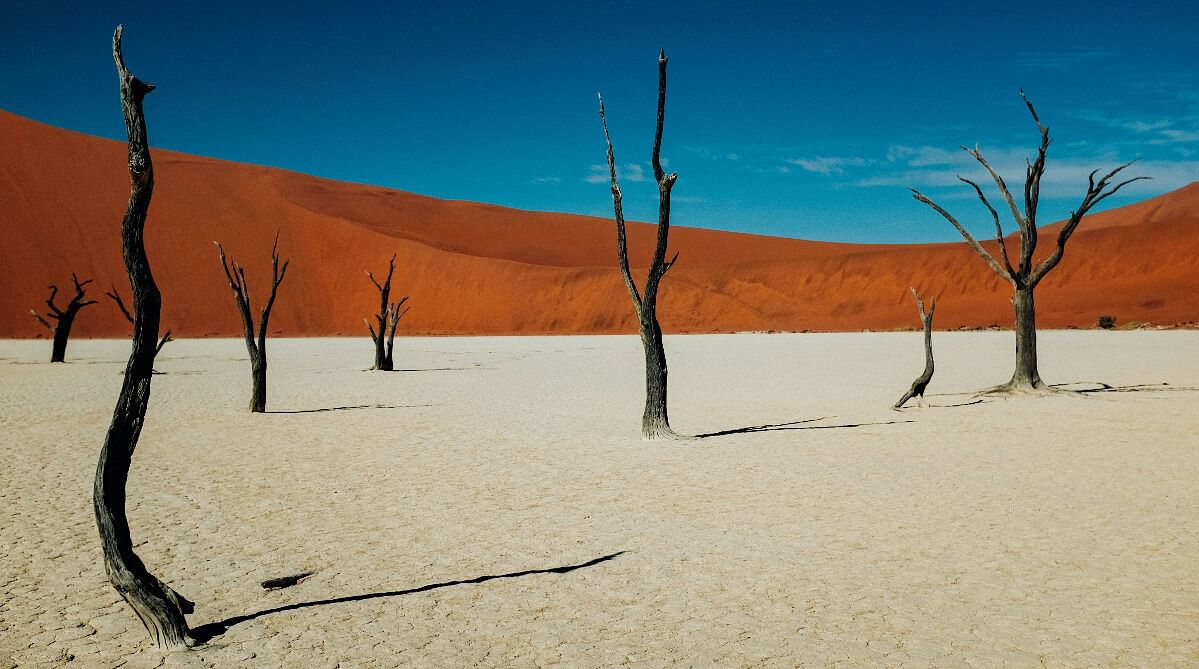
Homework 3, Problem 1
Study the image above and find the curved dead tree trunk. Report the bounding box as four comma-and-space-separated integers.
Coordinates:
910, 91, 1148, 394
215, 234, 289, 413
107, 285, 173, 355
894, 288, 936, 409
365, 254, 410, 371
94, 25, 195, 650
31, 274, 98, 362
599, 50, 681, 439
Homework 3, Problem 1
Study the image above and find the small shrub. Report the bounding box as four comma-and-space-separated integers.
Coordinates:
1098, 315, 1116, 330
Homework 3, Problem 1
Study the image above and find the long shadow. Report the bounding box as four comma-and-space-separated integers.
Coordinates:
395, 367, 479, 372
191, 551, 625, 643
268, 403, 432, 414
695, 418, 913, 439
1050, 381, 1199, 394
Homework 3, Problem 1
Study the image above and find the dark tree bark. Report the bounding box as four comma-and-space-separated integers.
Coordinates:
106, 285, 173, 355
894, 288, 936, 409
215, 234, 289, 413
31, 274, 98, 362
599, 50, 681, 439
365, 254, 410, 371
94, 25, 195, 650
910, 91, 1148, 394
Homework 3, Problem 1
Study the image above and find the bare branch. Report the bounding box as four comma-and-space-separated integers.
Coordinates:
155, 330, 173, 356
598, 93, 643, 311
30, 310, 53, 332
106, 285, 135, 324
644, 50, 679, 306
1031, 161, 1148, 285
910, 287, 927, 320
45, 285, 63, 316
910, 188, 1013, 283
964, 145, 1027, 231
958, 176, 1016, 277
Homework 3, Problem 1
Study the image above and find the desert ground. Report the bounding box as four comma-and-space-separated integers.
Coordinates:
1, 331, 1197, 667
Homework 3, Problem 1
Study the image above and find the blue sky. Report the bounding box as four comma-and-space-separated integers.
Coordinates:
2, 1, 1197, 243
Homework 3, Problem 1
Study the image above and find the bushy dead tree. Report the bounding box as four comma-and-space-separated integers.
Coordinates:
31, 274, 97, 362
365, 253, 410, 371
910, 91, 1147, 394
106, 284, 173, 355
95, 25, 196, 649
894, 288, 936, 409
599, 50, 681, 439
215, 235, 289, 413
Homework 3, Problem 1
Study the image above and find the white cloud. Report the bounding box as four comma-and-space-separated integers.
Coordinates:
530, 176, 561, 185
584, 162, 649, 184
785, 156, 869, 176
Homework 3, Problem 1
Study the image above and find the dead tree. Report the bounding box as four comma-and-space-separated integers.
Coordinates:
106, 284, 173, 355
30, 274, 97, 362
94, 25, 195, 649
215, 235, 289, 413
365, 254, 410, 371
599, 50, 681, 439
910, 91, 1147, 394
894, 288, 937, 409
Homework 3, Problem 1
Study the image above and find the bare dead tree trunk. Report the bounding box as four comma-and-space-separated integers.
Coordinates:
216, 234, 289, 413
94, 25, 195, 650
365, 254, 410, 371
31, 274, 98, 362
910, 91, 1148, 395
599, 50, 681, 439
894, 288, 936, 409
107, 285, 173, 354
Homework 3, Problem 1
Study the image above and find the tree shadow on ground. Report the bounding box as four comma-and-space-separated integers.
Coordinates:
695, 417, 913, 439
267, 403, 433, 414
893, 398, 985, 410
190, 551, 626, 644
1050, 381, 1199, 394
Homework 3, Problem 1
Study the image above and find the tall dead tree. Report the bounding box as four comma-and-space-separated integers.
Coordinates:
599, 50, 681, 439
106, 284, 174, 355
216, 236, 289, 413
365, 254, 410, 371
31, 274, 97, 362
95, 25, 195, 649
911, 91, 1148, 394
894, 288, 936, 409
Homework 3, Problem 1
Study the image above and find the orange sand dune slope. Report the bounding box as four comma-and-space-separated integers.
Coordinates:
1, 110, 1197, 337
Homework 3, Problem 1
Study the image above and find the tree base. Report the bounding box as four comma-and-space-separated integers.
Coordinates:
641, 421, 680, 440
976, 380, 1080, 398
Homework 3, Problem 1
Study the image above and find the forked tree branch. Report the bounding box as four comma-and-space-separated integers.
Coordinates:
1031, 161, 1150, 285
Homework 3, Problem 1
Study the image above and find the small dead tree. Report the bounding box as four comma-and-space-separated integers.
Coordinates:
215, 235, 289, 413
365, 254, 410, 371
894, 288, 936, 409
106, 284, 174, 355
95, 25, 195, 649
910, 91, 1147, 394
31, 274, 98, 362
599, 50, 681, 439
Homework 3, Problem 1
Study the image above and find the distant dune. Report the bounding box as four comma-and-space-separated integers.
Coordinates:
2, 110, 1196, 337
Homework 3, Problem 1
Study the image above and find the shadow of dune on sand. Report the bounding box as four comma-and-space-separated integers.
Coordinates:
267, 403, 433, 414
695, 418, 914, 439
191, 551, 626, 643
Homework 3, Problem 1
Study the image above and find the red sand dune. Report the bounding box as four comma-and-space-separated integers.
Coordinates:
2, 110, 1197, 338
